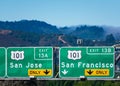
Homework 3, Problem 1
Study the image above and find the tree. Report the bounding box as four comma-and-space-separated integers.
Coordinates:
105, 34, 115, 45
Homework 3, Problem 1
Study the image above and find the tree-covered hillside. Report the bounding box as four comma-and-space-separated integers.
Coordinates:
0, 20, 61, 34
70, 25, 105, 40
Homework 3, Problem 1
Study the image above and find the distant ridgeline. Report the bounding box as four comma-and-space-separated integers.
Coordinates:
0, 20, 117, 46
0, 20, 61, 34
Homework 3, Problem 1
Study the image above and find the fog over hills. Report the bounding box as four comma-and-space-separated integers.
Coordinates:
0, 20, 120, 42
102, 26, 120, 40
102, 26, 120, 34
59, 25, 120, 40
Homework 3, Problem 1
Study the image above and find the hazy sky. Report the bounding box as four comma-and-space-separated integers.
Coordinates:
0, 0, 120, 27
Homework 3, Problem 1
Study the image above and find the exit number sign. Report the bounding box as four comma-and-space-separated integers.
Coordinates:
59, 47, 114, 78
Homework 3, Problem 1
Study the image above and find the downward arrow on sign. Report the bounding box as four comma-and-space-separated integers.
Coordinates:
44, 70, 50, 75
87, 70, 93, 75
62, 69, 68, 75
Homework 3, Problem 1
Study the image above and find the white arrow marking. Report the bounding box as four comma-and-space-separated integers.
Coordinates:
62, 69, 68, 75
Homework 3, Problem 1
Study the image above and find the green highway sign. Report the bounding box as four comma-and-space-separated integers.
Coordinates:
0, 48, 5, 77
7, 47, 53, 78
59, 47, 114, 78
